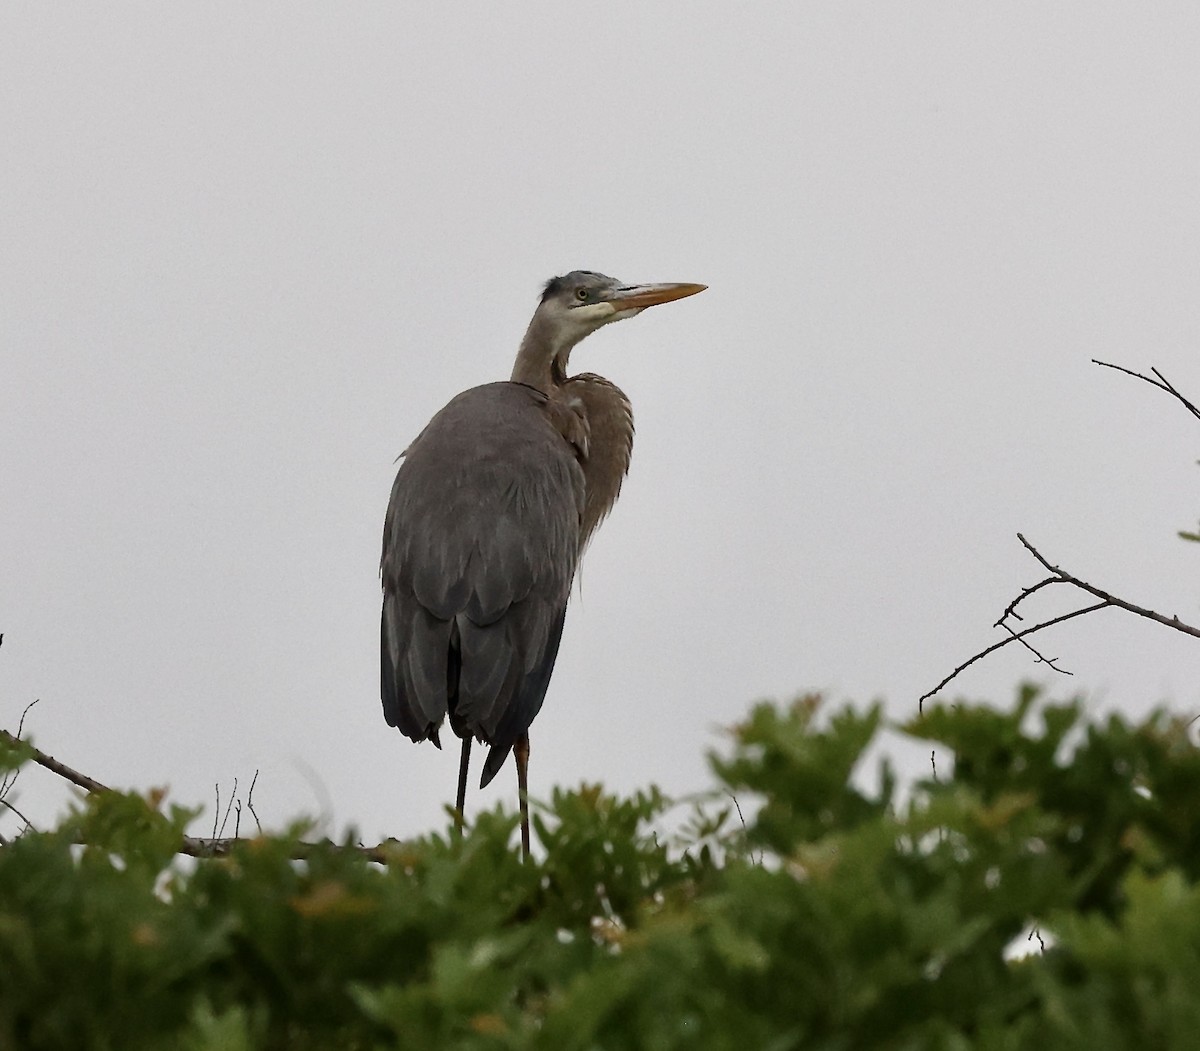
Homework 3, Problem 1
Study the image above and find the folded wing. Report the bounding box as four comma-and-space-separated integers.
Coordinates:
380, 381, 585, 785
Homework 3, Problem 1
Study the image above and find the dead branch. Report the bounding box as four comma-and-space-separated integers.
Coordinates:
1096, 360, 1200, 545
0, 728, 110, 794
0, 699, 40, 801
921, 361, 1200, 711
247, 769, 262, 834
1015, 533, 1200, 640
175, 834, 395, 864
0, 728, 403, 864
216, 776, 239, 839
920, 594, 1105, 711
920, 535, 1200, 710
995, 618, 1074, 677
1092, 360, 1200, 423
0, 796, 36, 834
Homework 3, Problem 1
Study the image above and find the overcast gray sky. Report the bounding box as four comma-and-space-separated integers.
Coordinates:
3, 4, 1198, 845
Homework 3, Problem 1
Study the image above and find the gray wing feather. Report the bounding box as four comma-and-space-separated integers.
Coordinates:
479, 604, 568, 787
380, 590, 420, 736
381, 381, 584, 765
453, 616, 517, 731
404, 608, 454, 727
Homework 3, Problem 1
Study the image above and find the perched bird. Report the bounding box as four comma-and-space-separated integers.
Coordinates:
380, 270, 706, 854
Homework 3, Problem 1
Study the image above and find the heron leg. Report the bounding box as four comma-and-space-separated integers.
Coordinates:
455, 737, 471, 836
515, 732, 531, 861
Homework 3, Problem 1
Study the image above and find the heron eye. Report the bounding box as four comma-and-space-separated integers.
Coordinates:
575, 288, 589, 301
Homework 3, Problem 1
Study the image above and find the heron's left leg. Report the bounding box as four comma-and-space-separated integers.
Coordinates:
515, 732, 531, 861
455, 737, 471, 835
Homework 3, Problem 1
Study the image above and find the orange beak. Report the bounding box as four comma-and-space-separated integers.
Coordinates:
606, 282, 707, 310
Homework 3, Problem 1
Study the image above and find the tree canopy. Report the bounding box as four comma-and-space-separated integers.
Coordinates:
3, 687, 1200, 1049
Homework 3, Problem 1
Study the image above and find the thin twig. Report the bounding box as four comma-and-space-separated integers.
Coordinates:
0, 796, 36, 833
247, 769, 262, 834
993, 578, 1064, 625
1092, 360, 1200, 423
730, 793, 748, 835
0, 757, 16, 801
217, 777, 238, 839
728, 793, 761, 865
920, 601, 1107, 710
996, 618, 1073, 677
2, 700, 42, 798
15, 699, 39, 738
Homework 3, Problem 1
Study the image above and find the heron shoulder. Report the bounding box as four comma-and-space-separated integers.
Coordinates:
382, 381, 587, 594
559, 373, 634, 550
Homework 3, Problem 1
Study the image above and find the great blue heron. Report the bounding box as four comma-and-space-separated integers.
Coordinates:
380, 270, 706, 855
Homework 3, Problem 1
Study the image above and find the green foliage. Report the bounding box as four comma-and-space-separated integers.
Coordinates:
4, 690, 1200, 1049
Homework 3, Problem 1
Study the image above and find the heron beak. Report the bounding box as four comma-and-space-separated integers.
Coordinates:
606, 282, 707, 311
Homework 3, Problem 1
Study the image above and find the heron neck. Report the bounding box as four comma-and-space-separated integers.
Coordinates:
511, 312, 578, 393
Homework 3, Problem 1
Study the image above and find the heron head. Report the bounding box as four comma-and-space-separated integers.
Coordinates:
512, 270, 705, 390
536, 270, 707, 347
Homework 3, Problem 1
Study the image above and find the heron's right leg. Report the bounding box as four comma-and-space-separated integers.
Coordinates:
515, 732, 531, 862
455, 737, 471, 835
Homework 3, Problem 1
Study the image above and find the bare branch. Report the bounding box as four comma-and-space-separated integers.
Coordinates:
921, 533, 1200, 710
730, 793, 748, 837
247, 769, 262, 834
0, 729, 111, 794
0, 758, 17, 801
993, 577, 1065, 625
1017, 534, 1200, 640
919, 601, 1107, 711
996, 618, 1074, 677
175, 834, 399, 864
15, 699, 39, 738
0, 726, 413, 863
217, 777, 238, 839
0, 796, 36, 833
2, 699, 42, 798
1092, 360, 1200, 423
